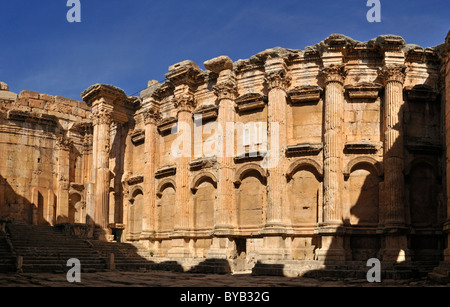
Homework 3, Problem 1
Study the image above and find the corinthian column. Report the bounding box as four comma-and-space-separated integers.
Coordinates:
92, 104, 113, 236
316, 64, 347, 261
264, 64, 290, 231
143, 107, 160, 236
380, 64, 410, 262
204, 56, 237, 259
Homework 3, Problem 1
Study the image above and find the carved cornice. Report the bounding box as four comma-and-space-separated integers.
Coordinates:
235, 93, 267, 113
7, 110, 58, 126
213, 80, 238, 101
130, 129, 145, 145
345, 82, 383, 100
155, 165, 177, 179
92, 105, 113, 126
379, 64, 406, 84
321, 64, 347, 85
193, 105, 218, 122
157, 117, 178, 134
81, 84, 127, 107
265, 69, 291, 91
287, 86, 323, 104
404, 85, 438, 102
285, 143, 323, 156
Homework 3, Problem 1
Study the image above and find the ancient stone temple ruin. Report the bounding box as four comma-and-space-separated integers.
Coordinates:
1, 32, 450, 277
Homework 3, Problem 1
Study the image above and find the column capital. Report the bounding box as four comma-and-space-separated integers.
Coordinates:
56, 137, 73, 151
213, 80, 238, 101
143, 106, 161, 125
265, 69, 291, 91
379, 64, 406, 84
174, 91, 196, 114
92, 104, 113, 126
321, 64, 347, 85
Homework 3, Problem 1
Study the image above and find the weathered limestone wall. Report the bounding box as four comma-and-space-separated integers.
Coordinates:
1, 32, 448, 270
0, 86, 92, 225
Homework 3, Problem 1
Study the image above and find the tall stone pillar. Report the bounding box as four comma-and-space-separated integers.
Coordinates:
56, 137, 72, 224
165, 61, 202, 258
260, 57, 291, 260
316, 64, 347, 261
92, 104, 113, 239
443, 31, 450, 261
142, 106, 160, 237
380, 64, 410, 262
204, 56, 237, 259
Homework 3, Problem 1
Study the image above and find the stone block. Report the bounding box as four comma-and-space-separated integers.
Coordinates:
28, 99, 44, 109
19, 90, 39, 99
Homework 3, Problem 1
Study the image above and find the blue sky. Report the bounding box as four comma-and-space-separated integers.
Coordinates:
0, 0, 448, 100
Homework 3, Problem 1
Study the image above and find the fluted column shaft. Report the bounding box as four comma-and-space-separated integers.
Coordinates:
322, 65, 346, 225
143, 108, 160, 234
265, 69, 289, 229
214, 77, 237, 232
381, 65, 406, 228
92, 105, 113, 230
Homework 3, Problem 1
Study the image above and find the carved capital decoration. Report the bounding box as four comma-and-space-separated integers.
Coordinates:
265, 69, 291, 91
213, 80, 238, 101
321, 64, 347, 85
379, 64, 406, 85
174, 92, 196, 113
56, 137, 73, 151
92, 105, 113, 126
143, 107, 161, 125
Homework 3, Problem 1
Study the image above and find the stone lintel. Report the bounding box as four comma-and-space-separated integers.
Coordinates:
165, 60, 203, 87
344, 141, 381, 153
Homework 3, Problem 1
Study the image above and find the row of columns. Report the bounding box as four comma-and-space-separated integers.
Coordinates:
83, 59, 412, 262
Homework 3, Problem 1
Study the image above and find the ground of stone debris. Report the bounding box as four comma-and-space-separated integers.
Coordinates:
0, 271, 447, 287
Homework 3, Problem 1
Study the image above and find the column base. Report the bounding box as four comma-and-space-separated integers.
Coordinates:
168, 238, 194, 258
208, 237, 235, 259
259, 236, 291, 260
381, 234, 411, 262
316, 235, 346, 262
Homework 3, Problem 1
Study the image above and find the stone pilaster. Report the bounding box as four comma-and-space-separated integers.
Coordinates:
56, 137, 72, 224
316, 64, 347, 261
142, 106, 160, 237
379, 64, 410, 262
204, 56, 237, 258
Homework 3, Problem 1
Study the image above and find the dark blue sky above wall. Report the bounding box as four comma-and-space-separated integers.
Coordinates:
0, 0, 448, 100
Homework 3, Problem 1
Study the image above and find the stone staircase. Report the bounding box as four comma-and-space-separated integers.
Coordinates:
428, 262, 450, 284
0, 228, 15, 272
6, 221, 105, 273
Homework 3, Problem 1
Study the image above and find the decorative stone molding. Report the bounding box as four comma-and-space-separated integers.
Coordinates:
343, 156, 384, 178
235, 93, 267, 113
405, 138, 442, 155
7, 110, 58, 126
285, 143, 323, 156
287, 86, 323, 104
234, 163, 267, 187
156, 178, 176, 198
265, 69, 291, 91
234, 150, 267, 163
157, 117, 177, 134
404, 85, 439, 102
379, 64, 406, 84
190, 171, 218, 193
345, 83, 383, 100
127, 175, 144, 186
193, 105, 218, 122
189, 156, 217, 171
81, 84, 128, 107
321, 64, 347, 85
155, 165, 177, 179
130, 129, 145, 145
344, 141, 382, 153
